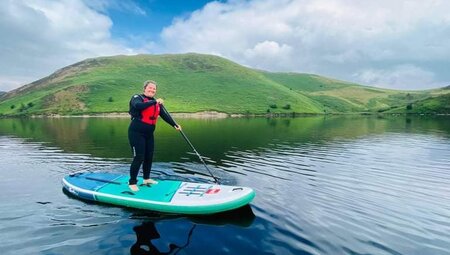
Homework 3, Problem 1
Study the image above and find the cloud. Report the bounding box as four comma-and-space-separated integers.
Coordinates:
1, 0, 449, 91
160, 0, 450, 90
82, 0, 146, 16
0, 0, 133, 91
354, 65, 445, 90
0, 75, 33, 92
244, 41, 293, 71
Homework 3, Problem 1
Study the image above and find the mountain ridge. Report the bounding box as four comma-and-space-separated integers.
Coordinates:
0, 53, 448, 116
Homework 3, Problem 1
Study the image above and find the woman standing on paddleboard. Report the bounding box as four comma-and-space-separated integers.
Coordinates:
128, 80, 181, 191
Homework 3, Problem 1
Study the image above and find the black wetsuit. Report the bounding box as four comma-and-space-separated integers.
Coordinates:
128, 94, 177, 185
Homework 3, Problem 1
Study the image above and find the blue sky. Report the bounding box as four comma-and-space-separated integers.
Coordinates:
90, 0, 217, 48
1, 0, 449, 92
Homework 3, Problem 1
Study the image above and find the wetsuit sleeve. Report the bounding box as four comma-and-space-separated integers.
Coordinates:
159, 106, 177, 127
130, 96, 157, 110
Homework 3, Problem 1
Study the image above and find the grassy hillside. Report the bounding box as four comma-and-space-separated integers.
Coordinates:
262, 72, 448, 113
0, 54, 322, 115
0, 53, 448, 116
386, 93, 450, 114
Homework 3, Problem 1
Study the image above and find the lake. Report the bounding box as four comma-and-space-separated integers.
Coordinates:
0, 116, 449, 255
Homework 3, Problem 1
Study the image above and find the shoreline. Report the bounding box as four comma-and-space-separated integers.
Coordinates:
1, 111, 449, 119
24, 111, 328, 119
27, 111, 233, 119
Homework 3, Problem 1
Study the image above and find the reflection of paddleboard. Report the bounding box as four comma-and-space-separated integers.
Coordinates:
62, 172, 256, 215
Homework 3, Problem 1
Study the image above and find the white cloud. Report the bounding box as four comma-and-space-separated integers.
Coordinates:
354, 65, 445, 90
0, 0, 133, 91
1, 0, 449, 92
0, 75, 33, 92
244, 41, 293, 71
159, 0, 450, 90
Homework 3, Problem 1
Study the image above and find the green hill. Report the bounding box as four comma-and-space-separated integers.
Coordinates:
0, 53, 448, 116
385, 92, 450, 114
261, 72, 449, 113
0, 54, 322, 115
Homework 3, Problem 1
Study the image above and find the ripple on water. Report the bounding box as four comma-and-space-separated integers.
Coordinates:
1, 128, 450, 255
219, 133, 450, 254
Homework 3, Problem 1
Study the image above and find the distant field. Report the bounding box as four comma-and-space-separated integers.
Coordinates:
262, 72, 448, 114
386, 93, 450, 114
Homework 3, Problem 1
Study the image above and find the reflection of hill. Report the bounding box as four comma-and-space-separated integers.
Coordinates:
0, 117, 448, 163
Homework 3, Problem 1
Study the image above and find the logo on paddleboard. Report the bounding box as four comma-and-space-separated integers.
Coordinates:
206, 188, 220, 194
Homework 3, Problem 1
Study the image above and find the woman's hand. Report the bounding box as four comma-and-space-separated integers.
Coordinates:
175, 124, 182, 131
156, 98, 164, 104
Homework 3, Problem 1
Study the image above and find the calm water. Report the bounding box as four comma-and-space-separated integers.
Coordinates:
0, 116, 449, 255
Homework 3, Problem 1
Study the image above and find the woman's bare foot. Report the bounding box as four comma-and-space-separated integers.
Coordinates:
129, 184, 139, 192
143, 179, 158, 185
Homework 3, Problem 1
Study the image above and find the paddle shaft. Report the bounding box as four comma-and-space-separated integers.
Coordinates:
179, 129, 220, 184
160, 104, 220, 184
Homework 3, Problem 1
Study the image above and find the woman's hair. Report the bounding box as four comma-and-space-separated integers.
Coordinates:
143, 80, 157, 90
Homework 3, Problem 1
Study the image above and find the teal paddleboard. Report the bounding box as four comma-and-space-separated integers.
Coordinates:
62, 172, 255, 215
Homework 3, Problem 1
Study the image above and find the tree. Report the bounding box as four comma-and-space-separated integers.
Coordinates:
19, 103, 26, 112
108, 97, 114, 102
406, 93, 412, 102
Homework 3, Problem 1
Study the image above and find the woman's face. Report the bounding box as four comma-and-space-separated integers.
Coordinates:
144, 83, 157, 97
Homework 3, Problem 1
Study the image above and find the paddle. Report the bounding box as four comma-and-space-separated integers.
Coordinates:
160, 104, 221, 184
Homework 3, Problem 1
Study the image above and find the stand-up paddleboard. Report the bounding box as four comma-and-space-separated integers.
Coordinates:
62, 172, 255, 215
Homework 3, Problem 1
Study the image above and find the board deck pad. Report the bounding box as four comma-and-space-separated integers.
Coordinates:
62, 172, 255, 214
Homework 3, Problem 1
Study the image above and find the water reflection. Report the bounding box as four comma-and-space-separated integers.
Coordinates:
131, 221, 187, 255
129, 205, 255, 255
1, 116, 449, 254
0, 116, 448, 164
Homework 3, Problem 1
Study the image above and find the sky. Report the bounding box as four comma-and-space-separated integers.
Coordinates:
1, 0, 450, 92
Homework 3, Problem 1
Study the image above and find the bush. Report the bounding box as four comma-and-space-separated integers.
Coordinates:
406, 103, 412, 110
282, 104, 291, 110
269, 104, 277, 109
108, 97, 114, 102
19, 103, 26, 112
10, 105, 15, 109
27, 102, 34, 108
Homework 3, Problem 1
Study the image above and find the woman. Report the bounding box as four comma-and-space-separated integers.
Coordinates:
128, 80, 181, 191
